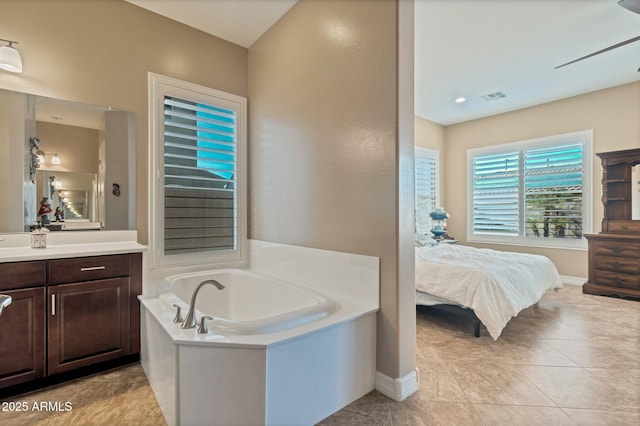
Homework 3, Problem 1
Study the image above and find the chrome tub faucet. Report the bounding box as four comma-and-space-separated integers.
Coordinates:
181, 280, 225, 329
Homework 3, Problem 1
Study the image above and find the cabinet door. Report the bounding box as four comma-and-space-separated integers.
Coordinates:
48, 278, 130, 375
0, 287, 46, 388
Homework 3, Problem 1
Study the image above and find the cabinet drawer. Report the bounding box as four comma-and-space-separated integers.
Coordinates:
49, 254, 130, 284
593, 270, 639, 289
606, 220, 640, 234
593, 241, 639, 258
594, 256, 639, 275
0, 261, 47, 291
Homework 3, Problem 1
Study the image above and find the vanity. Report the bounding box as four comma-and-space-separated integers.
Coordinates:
583, 148, 640, 300
0, 236, 144, 395
0, 88, 144, 396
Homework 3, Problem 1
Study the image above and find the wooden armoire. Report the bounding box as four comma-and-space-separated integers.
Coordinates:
583, 148, 640, 299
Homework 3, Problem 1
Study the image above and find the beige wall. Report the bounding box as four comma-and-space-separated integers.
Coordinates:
249, 0, 416, 379
415, 115, 445, 152
36, 121, 99, 174
442, 81, 640, 278
0, 0, 248, 243
1, 0, 418, 384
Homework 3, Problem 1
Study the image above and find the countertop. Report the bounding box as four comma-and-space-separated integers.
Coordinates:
0, 230, 146, 262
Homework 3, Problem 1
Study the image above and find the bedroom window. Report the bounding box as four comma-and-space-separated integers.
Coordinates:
415, 147, 439, 241
468, 130, 592, 249
148, 73, 247, 268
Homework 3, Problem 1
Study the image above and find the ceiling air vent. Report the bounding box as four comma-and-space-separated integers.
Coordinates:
480, 91, 507, 102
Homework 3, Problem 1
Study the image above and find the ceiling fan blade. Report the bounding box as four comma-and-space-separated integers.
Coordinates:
618, 0, 640, 14
554, 35, 640, 69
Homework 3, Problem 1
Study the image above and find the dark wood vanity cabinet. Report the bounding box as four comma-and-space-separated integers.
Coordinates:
47, 254, 137, 375
0, 252, 142, 390
584, 148, 640, 299
0, 287, 46, 388
0, 261, 47, 389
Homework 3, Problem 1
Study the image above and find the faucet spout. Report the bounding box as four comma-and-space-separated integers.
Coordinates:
181, 280, 225, 329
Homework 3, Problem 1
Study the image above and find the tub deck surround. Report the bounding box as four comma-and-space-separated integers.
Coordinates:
140, 276, 371, 348
140, 240, 380, 426
0, 230, 145, 262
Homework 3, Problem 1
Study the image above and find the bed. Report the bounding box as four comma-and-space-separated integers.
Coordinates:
415, 243, 563, 339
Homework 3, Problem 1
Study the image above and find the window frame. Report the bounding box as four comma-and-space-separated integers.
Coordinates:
466, 130, 592, 250
415, 146, 440, 240
148, 73, 247, 269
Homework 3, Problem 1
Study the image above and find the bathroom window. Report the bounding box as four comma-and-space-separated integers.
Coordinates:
467, 130, 592, 249
415, 147, 439, 241
149, 73, 247, 268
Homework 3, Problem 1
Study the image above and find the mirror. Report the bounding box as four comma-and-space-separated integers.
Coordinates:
38, 170, 100, 230
633, 163, 639, 221
0, 88, 136, 233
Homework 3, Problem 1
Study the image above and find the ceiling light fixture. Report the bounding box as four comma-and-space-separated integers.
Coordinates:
0, 38, 23, 73
454, 97, 467, 103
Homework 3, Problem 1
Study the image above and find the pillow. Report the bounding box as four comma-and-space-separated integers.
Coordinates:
415, 233, 437, 247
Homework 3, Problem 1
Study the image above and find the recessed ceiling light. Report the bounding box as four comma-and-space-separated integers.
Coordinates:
454, 97, 466, 103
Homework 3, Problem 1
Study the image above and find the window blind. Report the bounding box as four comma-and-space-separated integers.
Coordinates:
471, 151, 520, 235
415, 148, 439, 238
469, 132, 589, 247
524, 143, 583, 238
163, 96, 237, 254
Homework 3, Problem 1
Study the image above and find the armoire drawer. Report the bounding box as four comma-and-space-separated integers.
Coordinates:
606, 220, 640, 234
49, 254, 131, 284
593, 241, 639, 258
593, 256, 639, 275
593, 270, 639, 290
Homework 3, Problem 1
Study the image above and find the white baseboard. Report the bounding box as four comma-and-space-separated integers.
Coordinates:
560, 275, 586, 286
375, 368, 419, 401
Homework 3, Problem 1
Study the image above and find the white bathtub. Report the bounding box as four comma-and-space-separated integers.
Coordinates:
141, 241, 380, 426
159, 269, 337, 335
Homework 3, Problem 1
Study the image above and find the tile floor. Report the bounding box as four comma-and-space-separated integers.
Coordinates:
320, 285, 640, 425
0, 363, 165, 426
1, 285, 638, 425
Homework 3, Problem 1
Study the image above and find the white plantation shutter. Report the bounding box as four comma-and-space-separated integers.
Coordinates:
468, 131, 591, 248
472, 151, 520, 235
524, 143, 584, 238
149, 73, 247, 268
415, 147, 439, 238
163, 96, 238, 254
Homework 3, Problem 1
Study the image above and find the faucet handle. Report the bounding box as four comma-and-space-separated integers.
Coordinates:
197, 315, 213, 334
172, 304, 184, 323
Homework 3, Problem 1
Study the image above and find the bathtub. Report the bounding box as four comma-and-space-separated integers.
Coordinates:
140, 240, 379, 426
159, 269, 337, 335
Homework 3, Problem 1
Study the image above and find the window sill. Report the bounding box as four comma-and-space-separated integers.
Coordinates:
467, 236, 588, 251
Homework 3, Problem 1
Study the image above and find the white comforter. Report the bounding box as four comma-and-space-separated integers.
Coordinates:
415, 244, 563, 339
